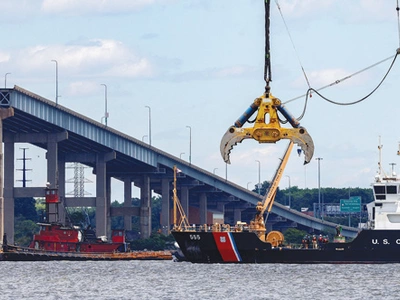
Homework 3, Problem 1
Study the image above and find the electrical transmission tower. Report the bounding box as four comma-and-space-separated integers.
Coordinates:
16, 147, 32, 187
66, 162, 92, 197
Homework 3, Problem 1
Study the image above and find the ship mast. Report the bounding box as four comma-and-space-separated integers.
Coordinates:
172, 166, 190, 231
378, 136, 383, 179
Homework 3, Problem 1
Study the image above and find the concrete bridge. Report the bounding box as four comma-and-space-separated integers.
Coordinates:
0, 86, 358, 244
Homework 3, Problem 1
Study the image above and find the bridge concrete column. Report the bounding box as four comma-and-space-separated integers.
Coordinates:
123, 178, 132, 231
58, 158, 66, 224
161, 177, 170, 235
233, 207, 242, 224
140, 175, 151, 238
181, 186, 189, 222
0, 108, 13, 243
106, 175, 111, 236
46, 134, 59, 189
96, 154, 108, 238
199, 192, 207, 225
217, 202, 226, 223
3, 136, 14, 244
94, 151, 115, 239
47, 133, 68, 223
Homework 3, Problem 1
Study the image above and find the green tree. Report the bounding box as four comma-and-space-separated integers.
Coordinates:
14, 217, 38, 246
130, 233, 175, 251
151, 196, 162, 232
15, 197, 38, 221
14, 197, 40, 246
279, 187, 373, 212
64, 207, 94, 228
111, 200, 124, 229
283, 228, 308, 245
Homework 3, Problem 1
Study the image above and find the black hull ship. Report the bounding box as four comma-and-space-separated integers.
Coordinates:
172, 149, 400, 264
172, 2, 400, 264
173, 230, 400, 264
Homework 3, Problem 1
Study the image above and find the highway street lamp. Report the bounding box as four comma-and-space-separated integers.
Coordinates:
101, 84, 108, 126
4, 72, 11, 88
180, 152, 185, 159
256, 160, 261, 195
286, 175, 291, 208
316, 157, 323, 219
51, 60, 58, 105
145, 106, 152, 146
186, 126, 192, 164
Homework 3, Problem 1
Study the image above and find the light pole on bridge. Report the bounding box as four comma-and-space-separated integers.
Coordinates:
51, 60, 58, 105
256, 160, 261, 195
4, 72, 11, 88
186, 125, 192, 164
145, 106, 152, 146
101, 84, 108, 126
286, 175, 291, 208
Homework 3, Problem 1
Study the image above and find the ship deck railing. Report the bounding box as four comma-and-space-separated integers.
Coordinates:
176, 224, 253, 233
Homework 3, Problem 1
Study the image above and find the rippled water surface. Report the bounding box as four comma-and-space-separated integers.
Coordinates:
1, 261, 400, 299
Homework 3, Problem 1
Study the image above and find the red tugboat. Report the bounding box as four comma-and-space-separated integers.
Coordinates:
30, 188, 127, 254
1, 188, 172, 261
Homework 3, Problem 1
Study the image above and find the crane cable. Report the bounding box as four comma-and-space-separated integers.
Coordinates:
274, 0, 312, 90
397, 0, 400, 48
264, 0, 272, 97
284, 53, 399, 123
275, 1, 400, 123
283, 54, 396, 105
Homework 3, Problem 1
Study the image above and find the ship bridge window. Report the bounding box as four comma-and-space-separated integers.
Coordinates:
373, 185, 397, 197
374, 186, 385, 194
387, 185, 397, 194
387, 214, 400, 223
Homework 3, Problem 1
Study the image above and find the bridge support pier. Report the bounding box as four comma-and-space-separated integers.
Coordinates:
123, 178, 132, 231
95, 153, 110, 238
217, 202, 225, 223
140, 175, 151, 238
199, 192, 207, 224
58, 157, 66, 224
161, 178, 170, 234
181, 186, 189, 222
233, 207, 242, 223
3, 135, 15, 244
46, 133, 67, 223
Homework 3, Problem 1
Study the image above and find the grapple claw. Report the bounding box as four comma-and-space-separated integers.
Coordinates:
280, 127, 314, 164
220, 126, 252, 164
220, 125, 314, 164
220, 92, 315, 165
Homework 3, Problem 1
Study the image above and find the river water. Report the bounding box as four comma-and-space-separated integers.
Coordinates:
0, 260, 399, 299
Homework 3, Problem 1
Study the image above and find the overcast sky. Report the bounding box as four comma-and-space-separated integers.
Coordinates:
2, 0, 400, 200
